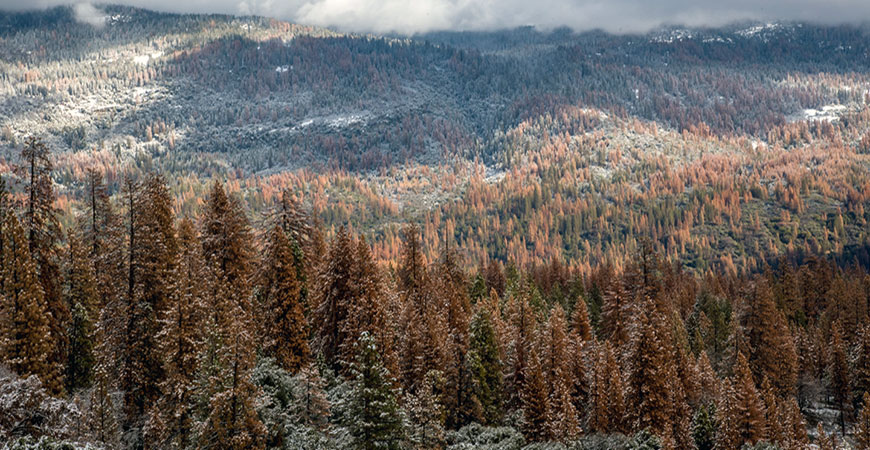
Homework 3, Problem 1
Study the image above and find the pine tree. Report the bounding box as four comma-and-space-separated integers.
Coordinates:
198, 183, 266, 450
0, 210, 62, 393
259, 225, 309, 373
856, 392, 870, 450
406, 370, 446, 449
600, 271, 632, 350
122, 173, 178, 438
627, 299, 676, 444
829, 320, 852, 436
87, 365, 120, 447
540, 305, 580, 440
467, 307, 504, 426
590, 341, 626, 433
779, 396, 808, 450
200, 180, 253, 305
521, 345, 550, 442
266, 189, 312, 314
145, 219, 204, 449
741, 279, 798, 396
341, 332, 404, 450
313, 226, 357, 372
717, 352, 766, 449
505, 285, 536, 409
199, 297, 266, 450
692, 402, 716, 450
20, 136, 67, 396
855, 325, 870, 408
64, 233, 98, 394
397, 225, 447, 395
437, 241, 474, 429
350, 236, 397, 375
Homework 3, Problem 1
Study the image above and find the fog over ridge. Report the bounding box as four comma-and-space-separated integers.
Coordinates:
1, 0, 870, 35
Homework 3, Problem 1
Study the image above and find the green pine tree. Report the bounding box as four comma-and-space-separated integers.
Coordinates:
342, 332, 405, 450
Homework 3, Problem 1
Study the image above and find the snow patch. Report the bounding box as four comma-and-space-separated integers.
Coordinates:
801, 104, 846, 122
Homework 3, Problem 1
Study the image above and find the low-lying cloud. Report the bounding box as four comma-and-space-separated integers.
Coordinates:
3, 0, 870, 34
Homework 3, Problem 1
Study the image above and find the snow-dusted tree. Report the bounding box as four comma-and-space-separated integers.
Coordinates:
504, 286, 536, 410
199, 180, 254, 313
313, 226, 356, 372
520, 345, 549, 442
144, 218, 204, 449
626, 298, 677, 444
540, 305, 580, 440
0, 211, 61, 394
198, 303, 266, 450
856, 392, 870, 450
259, 224, 309, 374
740, 279, 797, 396
338, 332, 404, 450
691, 402, 716, 450
0, 366, 82, 443
468, 307, 504, 426
64, 233, 98, 394
436, 241, 473, 429
397, 225, 447, 395
406, 370, 446, 449
716, 352, 766, 449
19, 136, 67, 397
122, 173, 178, 439
828, 320, 851, 435
590, 340, 626, 433
253, 358, 331, 449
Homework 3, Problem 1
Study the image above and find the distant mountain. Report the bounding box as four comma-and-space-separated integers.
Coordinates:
0, 5, 868, 271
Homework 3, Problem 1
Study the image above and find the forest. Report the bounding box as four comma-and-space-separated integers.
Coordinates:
2, 4, 870, 450
1, 137, 870, 450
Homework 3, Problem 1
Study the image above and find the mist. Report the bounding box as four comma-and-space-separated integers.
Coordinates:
2, 0, 870, 35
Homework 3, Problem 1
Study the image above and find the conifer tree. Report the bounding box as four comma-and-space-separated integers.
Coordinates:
20, 136, 67, 396
600, 277, 632, 352
521, 346, 550, 442
0, 210, 62, 393
467, 307, 503, 426
692, 402, 717, 450
313, 226, 357, 371
505, 285, 536, 409
741, 279, 798, 396
627, 300, 677, 444
406, 370, 446, 449
717, 352, 766, 449
437, 241, 474, 429
64, 233, 98, 394
145, 219, 204, 449
122, 173, 178, 437
397, 225, 447, 394
87, 366, 120, 448
828, 320, 851, 436
341, 332, 404, 450
259, 225, 309, 373
779, 397, 808, 450
540, 305, 580, 440
856, 392, 870, 450
199, 295, 266, 450
590, 341, 626, 433
197, 183, 265, 450
200, 181, 253, 304
854, 325, 870, 407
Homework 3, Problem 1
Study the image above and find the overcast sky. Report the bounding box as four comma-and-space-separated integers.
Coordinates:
3, 0, 870, 35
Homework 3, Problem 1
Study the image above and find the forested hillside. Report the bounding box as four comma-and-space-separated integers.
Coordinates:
1, 6, 869, 275
1, 140, 870, 449
2, 4, 870, 449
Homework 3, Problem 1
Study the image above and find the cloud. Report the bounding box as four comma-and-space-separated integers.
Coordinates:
1, 0, 870, 34
72, 2, 106, 27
